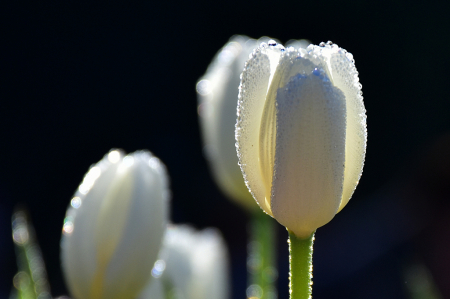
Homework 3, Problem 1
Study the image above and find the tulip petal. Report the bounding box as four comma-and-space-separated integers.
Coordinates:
61, 150, 168, 299
138, 225, 230, 299
103, 152, 168, 299
61, 152, 125, 299
236, 43, 283, 215
327, 47, 367, 212
269, 63, 347, 238
259, 48, 331, 211
284, 43, 367, 212
197, 36, 259, 209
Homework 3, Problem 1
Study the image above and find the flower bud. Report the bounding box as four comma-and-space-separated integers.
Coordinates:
61, 149, 169, 299
138, 225, 230, 299
197, 35, 259, 210
197, 35, 308, 211
235, 41, 367, 238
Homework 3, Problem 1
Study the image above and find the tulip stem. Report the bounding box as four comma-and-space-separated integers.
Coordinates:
248, 210, 277, 299
288, 230, 315, 299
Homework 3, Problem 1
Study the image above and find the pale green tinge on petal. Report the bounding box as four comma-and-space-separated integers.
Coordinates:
235, 43, 283, 216
258, 83, 277, 213
270, 66, 347, 238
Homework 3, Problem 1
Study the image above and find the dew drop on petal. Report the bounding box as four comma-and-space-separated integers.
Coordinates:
108, 150, 121, 163
312, 68, 321, 76
70, 197, 82, 209
196, 79, 212, 96
62, 220, 74, 235
151, 259, 166, 278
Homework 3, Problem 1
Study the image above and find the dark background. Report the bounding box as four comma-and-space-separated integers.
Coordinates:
2, 0, 450, 298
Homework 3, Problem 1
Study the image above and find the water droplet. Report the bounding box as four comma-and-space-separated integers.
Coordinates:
346, 52, 354, 61
108, 150, 121, 163
247, 284, 263, 298
13, 226, 29, 245
151, 259, 166, 278
148, 157, 160, 170
312, 68, 320, 76
262, 266, 279, 283
196, 79, 212, 95
13, 271, 31, 291
70, 197, 82, 209
63, 220, 74, 235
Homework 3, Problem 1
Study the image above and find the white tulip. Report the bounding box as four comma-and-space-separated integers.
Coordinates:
61, 149, 169, 299
197, 35, 309, 210
138, 225, 230, 299
235, 41, 367, 238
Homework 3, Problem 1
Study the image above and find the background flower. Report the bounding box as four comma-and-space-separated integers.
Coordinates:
61, 150, 169, 299
138, 225, 230, 299
197, 35, 260, 210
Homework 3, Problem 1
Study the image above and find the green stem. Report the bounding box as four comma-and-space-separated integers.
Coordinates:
288, 230, 315, 299
247, 209, 277, 299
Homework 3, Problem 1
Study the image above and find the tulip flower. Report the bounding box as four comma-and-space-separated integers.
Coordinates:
61, 149, 169, 299
236, 40, 366, 298
235, 40, 367, 239
197, 35, 261, 210
138, 225, 230, 299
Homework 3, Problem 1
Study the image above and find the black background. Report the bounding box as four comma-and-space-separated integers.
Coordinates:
2, 0, 450, 298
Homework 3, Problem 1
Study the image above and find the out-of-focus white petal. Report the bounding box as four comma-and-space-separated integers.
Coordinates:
197, 36, 258, 209
138, 225, 230, 299
137, 274, 164, 299
190, 228, 229, 299
61, 149, 169, 299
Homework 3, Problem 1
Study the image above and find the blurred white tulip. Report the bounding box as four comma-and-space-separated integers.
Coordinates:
138, 225, 230, 299
236, 40, 367, 238
61, 149, 169, 299
197, 35, 309, 211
